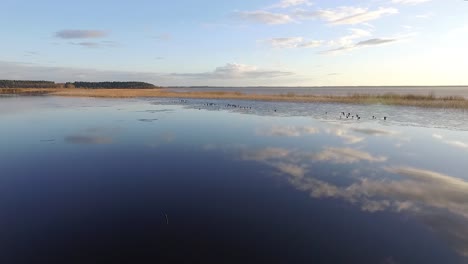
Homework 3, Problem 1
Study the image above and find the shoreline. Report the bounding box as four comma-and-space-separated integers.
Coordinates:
1, 88, 468, 109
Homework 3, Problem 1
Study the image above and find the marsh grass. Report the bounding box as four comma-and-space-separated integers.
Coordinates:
348, 93, 467, 108
0, 88, 53, 95
2, 88, 468, 109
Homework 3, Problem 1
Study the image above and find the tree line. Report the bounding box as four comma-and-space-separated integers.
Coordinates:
0, 80, 157, 89
0, 80, 56, 88
66, 82, 156, 89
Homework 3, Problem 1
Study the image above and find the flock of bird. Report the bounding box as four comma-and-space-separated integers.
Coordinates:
338, 112, 387, 121
177, 99, 388, 121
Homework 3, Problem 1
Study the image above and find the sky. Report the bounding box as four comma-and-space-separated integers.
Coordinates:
0, 0, 467, 86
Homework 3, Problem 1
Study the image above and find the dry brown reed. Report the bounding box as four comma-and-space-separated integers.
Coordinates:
2, 88, 467, 109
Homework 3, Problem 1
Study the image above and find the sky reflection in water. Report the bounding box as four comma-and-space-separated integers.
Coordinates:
0, 96, 468, 263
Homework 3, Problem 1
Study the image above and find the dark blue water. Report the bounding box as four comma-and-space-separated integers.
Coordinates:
1, 96, 468, 263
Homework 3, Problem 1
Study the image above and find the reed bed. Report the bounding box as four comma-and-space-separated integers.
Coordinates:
1, 88, 467, 109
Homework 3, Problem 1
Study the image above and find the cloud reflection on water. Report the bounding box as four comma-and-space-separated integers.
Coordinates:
147, 132, 176, 148
326, 127, 365, 144
313, 147, 387, 164
351, 127, 398, 136
325, 124, 407, 145
64, 126, 121, 145
258, 122, 409, 154
257, 125, 319, 137
212, 129, 468, 258
65, 135, 112, 145
257, 124, 401, 145
433, 134, 468, 150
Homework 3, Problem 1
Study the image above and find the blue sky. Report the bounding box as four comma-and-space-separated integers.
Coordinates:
0, 0, 467, 86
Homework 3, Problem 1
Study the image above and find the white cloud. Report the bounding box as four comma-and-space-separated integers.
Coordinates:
323, 37, 399, 54
266, 37, 322, 49
333, 7, 398, 25
298, 40, 323, 48
268, 37, 303, 48
328, 28, 372, 48
294, 6, 398, 25
55, 29, 107, 39
171, 63, 293, 79
392, 0, 431, 5
236, 10, 294, 24
324, 26, 415, 55
415, 12, 433, 19
270, 0, 312, 9
356, 38, 398, 46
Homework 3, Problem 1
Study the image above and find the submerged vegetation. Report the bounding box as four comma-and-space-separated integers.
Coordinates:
2, 87, 468, 109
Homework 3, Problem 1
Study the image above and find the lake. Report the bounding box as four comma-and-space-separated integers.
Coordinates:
1, 96, 468, 263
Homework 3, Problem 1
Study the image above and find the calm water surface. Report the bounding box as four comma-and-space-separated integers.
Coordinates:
1, 96, 468, 263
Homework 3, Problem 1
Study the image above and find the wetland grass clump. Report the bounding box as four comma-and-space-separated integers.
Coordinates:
282, 92, 296, 97
357, 93, 468, 108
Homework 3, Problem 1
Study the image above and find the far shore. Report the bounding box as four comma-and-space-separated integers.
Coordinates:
1, 87, 468, 109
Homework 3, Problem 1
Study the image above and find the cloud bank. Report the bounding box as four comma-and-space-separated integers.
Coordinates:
238, 5, 398, 26
171, 63, 293, 79
0, 61, 293, 86
294, 6, 398, 25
